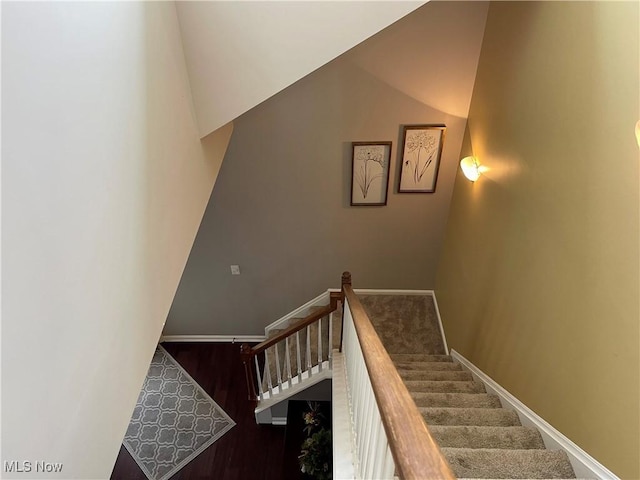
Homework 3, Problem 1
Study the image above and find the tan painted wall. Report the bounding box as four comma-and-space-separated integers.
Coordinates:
435, 2, 639, 478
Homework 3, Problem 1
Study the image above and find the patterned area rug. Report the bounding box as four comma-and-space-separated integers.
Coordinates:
123, 346, 235, 480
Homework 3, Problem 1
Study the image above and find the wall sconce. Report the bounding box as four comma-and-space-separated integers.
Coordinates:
460, 156, 482, 182
635, 120, 639, 149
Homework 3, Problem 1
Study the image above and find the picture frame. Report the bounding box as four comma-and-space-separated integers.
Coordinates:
350, 141, 392, 206
398, 125, 446, 193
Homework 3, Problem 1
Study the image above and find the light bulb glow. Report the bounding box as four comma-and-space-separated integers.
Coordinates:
460, 156, 481, 182
635, 120, 640, 149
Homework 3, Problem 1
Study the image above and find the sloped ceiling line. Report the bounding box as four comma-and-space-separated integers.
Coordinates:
175, 1, 428, 138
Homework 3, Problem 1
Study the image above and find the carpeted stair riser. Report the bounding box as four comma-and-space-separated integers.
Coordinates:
429, 426, 545, 450
442, 448, 576, 479
390, 354, 454, 363
395, 361, 463, 371
399, 370, 475, 382
411, 392, 503, 409
420, 407, 522, 427
403, 380, 486, 394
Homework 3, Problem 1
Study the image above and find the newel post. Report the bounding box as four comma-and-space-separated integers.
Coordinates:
240, 343, 257, 401
339, 271, 352, 352
341, 271, 352, 303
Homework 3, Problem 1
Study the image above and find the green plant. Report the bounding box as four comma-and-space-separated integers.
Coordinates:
302, 401, 325, 435
298, 427, 332, 480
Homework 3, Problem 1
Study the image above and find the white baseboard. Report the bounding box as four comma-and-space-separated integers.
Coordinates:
353, 288, 432, 296
271, 417, 287, 426
332, 350, 356, 480
429, 291, 449, 355
160, 335, 266, 343
450, 350, 619, 480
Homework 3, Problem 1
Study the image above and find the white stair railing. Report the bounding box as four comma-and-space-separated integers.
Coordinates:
343, 297, 396, 478
242, 271, 455, 479
240, 292, 341, 403
340, 272, 455, 480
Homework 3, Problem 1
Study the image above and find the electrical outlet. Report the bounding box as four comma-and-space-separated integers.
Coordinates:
230, 265, 240, 275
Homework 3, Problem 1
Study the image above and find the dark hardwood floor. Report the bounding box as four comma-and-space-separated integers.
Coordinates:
110, 342, 290, 480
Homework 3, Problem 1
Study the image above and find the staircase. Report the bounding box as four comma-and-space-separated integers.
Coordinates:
244, 281, 587, 479
360, 294, 578, 479
260, 314, 339, 394
241, 291, 342, 423
391, 353, 576, 479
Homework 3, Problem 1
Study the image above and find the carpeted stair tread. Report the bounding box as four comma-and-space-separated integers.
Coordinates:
268, 328, 285, 336
390, 354, 453, 363
399, 370, 474, 382
420, 407, 522, 427
429, 426, 545, 450
442, 448, 576, 479
395, 361, 464, 371
411, 392, 502, 408
360, 294, 446, 354
363, 294, 577, 479
403, 380, 486, 394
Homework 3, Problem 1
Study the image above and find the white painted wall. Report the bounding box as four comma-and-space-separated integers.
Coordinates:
176, 0, 427, 137
1, 2, 232, 478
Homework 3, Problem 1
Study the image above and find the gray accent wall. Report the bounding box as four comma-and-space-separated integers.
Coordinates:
164, 1, 489, 335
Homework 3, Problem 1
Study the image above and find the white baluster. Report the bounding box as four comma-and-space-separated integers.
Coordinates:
356, 363, 366, 469
285, 336, 292, 389
306, 325, 312, 373
317, 318, 323, 372
363, 395, 376, 479
274, 342, 282, 390
382, 444, 395, 478
371, 420, 385, 478
254, 356, 264, 401
328, 311, 333, 367
296, 330, 302, 382
264, 350, 273, 395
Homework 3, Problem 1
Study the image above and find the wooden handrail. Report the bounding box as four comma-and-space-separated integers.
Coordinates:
342, 276, 455, 480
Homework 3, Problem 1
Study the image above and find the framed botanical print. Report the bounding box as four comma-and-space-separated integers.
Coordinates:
350, 141, 392, 206
398, 125, 446, 193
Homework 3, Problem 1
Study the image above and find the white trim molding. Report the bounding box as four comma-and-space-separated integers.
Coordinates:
450, 350, 620, 480
162, 289, 448, 351
159, 335, 266, 343
332, 349, 356, 480
353, 288, 432, 296
271, 417, 287, 426
429, 291, 449, 355
264, 290, 331, 334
